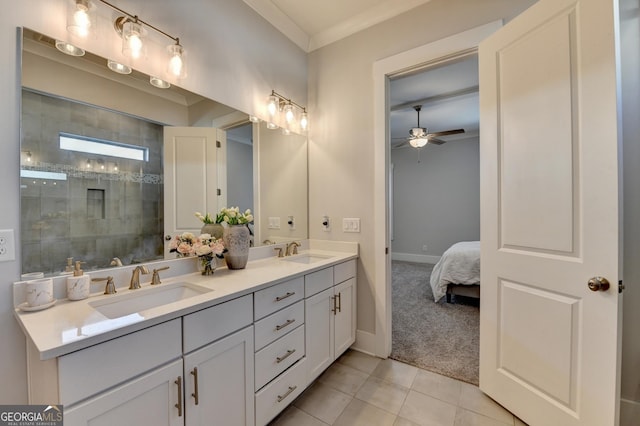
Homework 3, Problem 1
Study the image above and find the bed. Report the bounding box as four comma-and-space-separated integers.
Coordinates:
429, 241, 480, 303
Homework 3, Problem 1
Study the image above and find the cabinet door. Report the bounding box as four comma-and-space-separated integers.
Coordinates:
305, 287, 334, 384
64, 360, 183, 426
184, 326, 255, 426
334, 278, 356, 357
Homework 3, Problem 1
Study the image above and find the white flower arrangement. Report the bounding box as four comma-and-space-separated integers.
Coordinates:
215, 207, 254, 225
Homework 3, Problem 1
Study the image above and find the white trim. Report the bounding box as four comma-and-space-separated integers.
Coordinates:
373, 20, 503, 358
352, 330, 377, 356
241, 0, 311, 51
391, 252, 440, 264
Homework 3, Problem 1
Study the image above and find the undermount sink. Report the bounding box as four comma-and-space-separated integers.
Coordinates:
282, 253, 333, 264
90, 281, 213, 319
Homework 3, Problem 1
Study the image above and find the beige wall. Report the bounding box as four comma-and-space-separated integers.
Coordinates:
0, 0, 306, 403
307, 0, 537, 337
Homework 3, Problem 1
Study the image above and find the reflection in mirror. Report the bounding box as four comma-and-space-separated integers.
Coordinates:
20, 28, 307, 277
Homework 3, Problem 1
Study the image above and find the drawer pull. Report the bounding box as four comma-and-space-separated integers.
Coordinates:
277, 385, 298, 403
337, 292, 342, 313
276, 349, 296, 363
175, 376, 183, 417
331, 295, 337, 314
191, 367, 199, 405
275, 318, 296, 331
275, 291, 295, 302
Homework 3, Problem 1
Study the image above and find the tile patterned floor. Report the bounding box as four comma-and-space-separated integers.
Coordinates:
270, 350, 527, 426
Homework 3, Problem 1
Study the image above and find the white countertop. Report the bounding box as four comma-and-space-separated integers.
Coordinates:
14, 242, 358, 361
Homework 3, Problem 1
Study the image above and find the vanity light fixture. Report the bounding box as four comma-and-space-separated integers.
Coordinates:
282, 128, 291, 136
249, 115, 260, 123
26, 151, 32, 162
267, 90, 308, 131
67, 0, 188, 82
66, 0, 94, 38
266, 122, 278, 130
55, 40, 85, 57
150, 76, 171, 89
107, 59, 132, 75
86, 159, 92, 169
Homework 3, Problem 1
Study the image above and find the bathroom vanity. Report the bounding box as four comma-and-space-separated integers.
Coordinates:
14, 242, 358, 426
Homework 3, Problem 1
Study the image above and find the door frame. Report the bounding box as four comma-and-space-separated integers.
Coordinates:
372, 20, 503, 357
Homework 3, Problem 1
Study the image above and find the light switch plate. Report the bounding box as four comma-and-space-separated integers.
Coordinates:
0, 229, 16, 262
268, 217, 281, 229
343, 218, 361, 233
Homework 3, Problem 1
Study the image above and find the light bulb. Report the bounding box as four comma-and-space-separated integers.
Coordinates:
267, 122, 278, 130
267, 95, 278, 117
300, 112, 308, 130
26, 152, 32, 162
123, 20, 145, 60
68, 0, 92, 38
284, 104, 294, 123
249, 115, 260, 123
167, 43, 187, 79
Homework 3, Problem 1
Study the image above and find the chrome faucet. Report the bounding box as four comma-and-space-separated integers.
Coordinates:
110, 257, 123, 267
151, 266, 170, 285
129, 265, 150, 290
286, 241, 301, 256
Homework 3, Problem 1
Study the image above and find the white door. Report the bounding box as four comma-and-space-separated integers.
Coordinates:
65, 360, 183, 426
184, 326, 255, 426
305, 287, 335, 384
479, 0, 622, 425
163, 127, 227, 257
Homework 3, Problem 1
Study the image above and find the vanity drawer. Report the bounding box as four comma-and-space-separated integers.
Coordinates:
255, 325, 305, 391
58, 318, 182, 405
304, 266, 333, 297
255, 357, 306, 426
183, 294, 253, 353
254, 277, 304, 320
334, 259, 356, 284
254, 300, 304, 351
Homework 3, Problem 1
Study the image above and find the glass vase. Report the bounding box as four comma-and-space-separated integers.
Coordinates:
223, 225, 250, 269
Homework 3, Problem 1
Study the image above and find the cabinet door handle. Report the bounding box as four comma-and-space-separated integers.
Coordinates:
277, 385, 298, 403
275, 318, 296, 331
276, 349, 296, 363
174, 376, 183, 417
337, 292, 342, 313
331, 295, 337, 314
191, 367, 199, 405
275, 291, 295, 302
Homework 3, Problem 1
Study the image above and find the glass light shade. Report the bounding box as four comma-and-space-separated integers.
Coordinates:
122, 20, 146, 60
107, 59, 132, 75
150, 76, 171, 89
67, 0, 93, 38
284, 104, 294, 123
409, 138, 428, 148
55, 40, 85, 56
282, 127, 291, 135
266, 122, 278, 130
267, 95, 279, 117
167, 43, 187, 79
300, 112, 308, 130
249, 115, 260, 123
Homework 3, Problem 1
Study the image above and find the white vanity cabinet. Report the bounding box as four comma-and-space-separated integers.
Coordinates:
305, 260, 357, 384
182, 294, 254, 426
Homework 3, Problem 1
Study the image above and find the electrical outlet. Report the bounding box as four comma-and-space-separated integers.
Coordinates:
0, 229, 16, 262
287, 216, 295, 230
422, 244, 428, 252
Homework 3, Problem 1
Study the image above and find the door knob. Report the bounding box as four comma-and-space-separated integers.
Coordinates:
165, 235, 172, 241
588, 277, 610, 292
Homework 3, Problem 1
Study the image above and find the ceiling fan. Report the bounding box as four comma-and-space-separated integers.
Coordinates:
395, 105, 465, 148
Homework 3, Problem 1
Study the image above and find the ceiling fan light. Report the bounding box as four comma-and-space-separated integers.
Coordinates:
409, 138, 428, 148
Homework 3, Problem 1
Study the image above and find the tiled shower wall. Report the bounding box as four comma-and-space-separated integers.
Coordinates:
20, 90, 164, 276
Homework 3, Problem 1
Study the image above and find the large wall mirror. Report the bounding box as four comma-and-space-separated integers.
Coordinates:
20, 28, 308, 277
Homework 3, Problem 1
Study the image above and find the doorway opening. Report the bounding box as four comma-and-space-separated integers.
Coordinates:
387, 52, 481, 385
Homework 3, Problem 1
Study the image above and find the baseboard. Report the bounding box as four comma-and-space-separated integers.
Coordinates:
392, 252, 440, 264
352, 330, 377, 356
621, 398, 640, 426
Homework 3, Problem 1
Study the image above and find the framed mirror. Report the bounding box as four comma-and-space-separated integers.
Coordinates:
20, 28, 307, 277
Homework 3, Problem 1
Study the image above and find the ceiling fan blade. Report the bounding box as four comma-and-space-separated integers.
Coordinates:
394, 140, 409, 148
428, 138, 446, 145
427, 128, 465, 138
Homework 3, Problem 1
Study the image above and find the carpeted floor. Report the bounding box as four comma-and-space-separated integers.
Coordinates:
390, 261, 480, 385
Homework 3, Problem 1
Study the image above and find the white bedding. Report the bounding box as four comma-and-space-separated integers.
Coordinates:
429, 241, 480, 302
